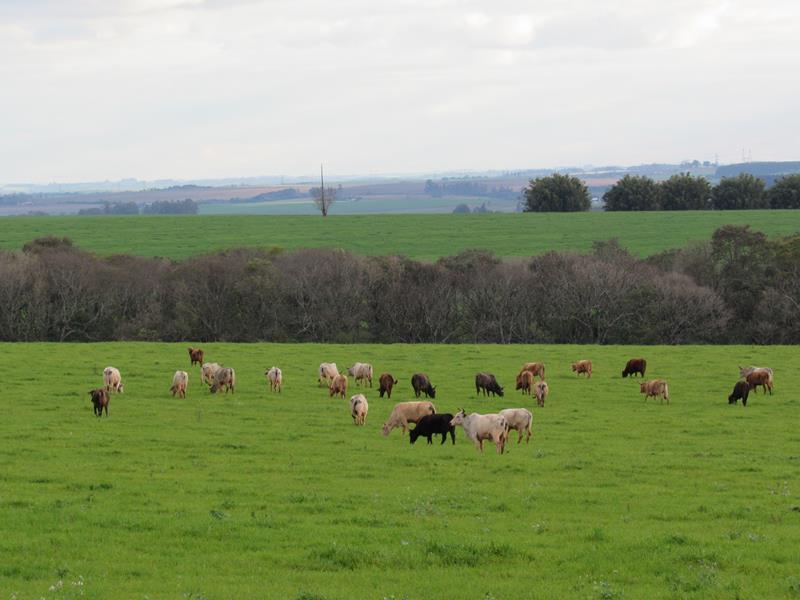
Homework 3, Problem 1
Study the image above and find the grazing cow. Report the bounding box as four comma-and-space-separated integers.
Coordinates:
449, 409, 508, 454
103, 366, 124, 394
410, 413, 456, 445
188, 347, 204, 366
89, 388, 110, 417
515, 371, 534, 395
210, 367, 235, 394
728, 380, 750, 406
475, 372, 504, 397
170, 370, 188, 398
318, 362, 340, 387
411, 373, 436, 399
201, 362, 222, 386
381, 401, 436, 436
347, 362, 374, 387
520, 362, 545, 381
265, 366, 282, 393
499, 408, 533, 444
571, 360, 592, 378
640, 379, 669, 404
350, 394, 368, 425
534, 381, 549, 407
329, 374, 348, 399
622, 358, 646, 378
378, 373, 398, 399
746, 369, 773, 395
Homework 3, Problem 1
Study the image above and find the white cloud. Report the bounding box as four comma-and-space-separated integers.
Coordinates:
0, 0, 798, 182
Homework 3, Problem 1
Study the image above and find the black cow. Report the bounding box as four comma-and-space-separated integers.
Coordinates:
728, 380, 750, 406
622, 358, 647, 378
411, 373, 436, 399
475, 372, 504, 397
410, 413, 456, 445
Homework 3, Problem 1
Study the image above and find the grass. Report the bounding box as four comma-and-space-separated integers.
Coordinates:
1, 342, 799, 598
1, 211, 798, 260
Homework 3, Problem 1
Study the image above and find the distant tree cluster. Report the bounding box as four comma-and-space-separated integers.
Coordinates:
521, 173, 591, 212
452, 203, 492, 214
2, 226, 798, 344
603, 173, 800, 211
425, 180, 517, 200
78, 199, 199, 216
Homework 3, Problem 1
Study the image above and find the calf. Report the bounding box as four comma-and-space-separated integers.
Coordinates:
475, 372, 504, 397
622, 358, 646, 378
378, 373, 398, 399
411, 373, 436, 399
170, 370, 188, 398
410, 413, 456, 445
350, 394, 368, 425
728, 380, 750, 406
571, 360, 592, 378
746, 369, 772, 395
534, 381, 549, 407
210, 367, 235, 394
329, 374, 348, 399
188, 347, 204, 366
89, 388, 110, 417
640, 379, 669, 404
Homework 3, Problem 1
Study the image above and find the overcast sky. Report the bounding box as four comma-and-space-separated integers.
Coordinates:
1, 0, 798, 183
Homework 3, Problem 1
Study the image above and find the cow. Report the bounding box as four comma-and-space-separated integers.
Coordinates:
520, 362, 545, 381
347, 362, 373, 387
201, 362, 222, 386
318, 363, 339, 387
475, 372, 504, 397
738, 365, 773, 379
378, 373, 398, 399
449, 409, 508, 454
350, 394, 368, 425
533, 381, 549, 407
728, 380, 750, 406
89, 388, 110, 417
188, 347, 204, 367
103, 366, 124, 394
746, 369, 773, 395
170, 370, 188, 398
210, 367, 235, 394
411, 373, 436, 399
640, 379, 669, 404
622, 358, 646, 378
329, 374, 348, 399
409, 413, 456, 445
571, 360, 592, 378
515, 371, 534, 395
381, 401, 436, 436
265, 366, 282, 393
499, 408, 533, 444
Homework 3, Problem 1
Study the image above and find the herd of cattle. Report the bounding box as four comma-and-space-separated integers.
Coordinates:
87, 349, 775, 452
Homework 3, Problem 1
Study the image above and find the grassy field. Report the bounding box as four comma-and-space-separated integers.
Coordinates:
1, 211, 798, 260
1, 342, 798, 599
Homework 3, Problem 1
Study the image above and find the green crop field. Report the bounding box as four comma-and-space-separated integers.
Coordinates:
2, 342, 798, 599
1, 211, 798, 260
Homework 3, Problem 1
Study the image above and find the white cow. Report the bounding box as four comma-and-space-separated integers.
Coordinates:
103, 366, 124, 394
450, 410, 508, 454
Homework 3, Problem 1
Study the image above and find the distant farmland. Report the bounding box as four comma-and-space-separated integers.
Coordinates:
0, 211, 798, 260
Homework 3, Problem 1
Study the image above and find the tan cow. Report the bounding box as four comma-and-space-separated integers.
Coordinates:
265, 366, 282, 393
515, 371, 534, 395
103, 366, 124, 394
329, 374, 348, 399
318, 362, 339, 387
571, 360, 592, 378
170, 370, 188, 398
640, 379, 669, 404
534, 381, 549, 407
520, 362, 545, 381
381, 401, 436, 436
449, 410, 508, 454
350, 394, 369, 425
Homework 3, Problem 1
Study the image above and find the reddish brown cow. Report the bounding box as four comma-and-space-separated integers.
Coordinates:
515, 371, 534, 395
329, 374, 348, 399
378, 373, 398, 399
188, 347, 204, 366
572, 360, 592, 378
89, 388, 110, 417
520, 362, 545, 381
746, 370, 773, 395
622, 358, 646, 378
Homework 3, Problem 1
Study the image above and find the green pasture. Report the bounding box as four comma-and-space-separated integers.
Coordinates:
1, 342, 798, 598
0, 211, 798, 260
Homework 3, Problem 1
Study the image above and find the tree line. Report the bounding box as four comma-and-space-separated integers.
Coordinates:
1, 226, 797, 344
521, 172, 800, 212
77, 199, 199, 215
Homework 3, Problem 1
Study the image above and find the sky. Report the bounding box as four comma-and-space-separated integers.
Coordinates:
1, 0, 798, 183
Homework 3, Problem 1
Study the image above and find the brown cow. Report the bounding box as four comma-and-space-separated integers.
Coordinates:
378, 373, 398, 399
746, 370, 773, 395
640, 379, 669, 404
89, 388, 110, 417
188, 347, 204, 366
520, 362, 545, 381
515, 371, 534, 395
571, 360, 592, 378
329, 374, 348, 399
622, 358, 646, 378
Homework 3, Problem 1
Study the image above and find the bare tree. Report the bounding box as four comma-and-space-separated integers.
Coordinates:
310, 164, 337, 216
